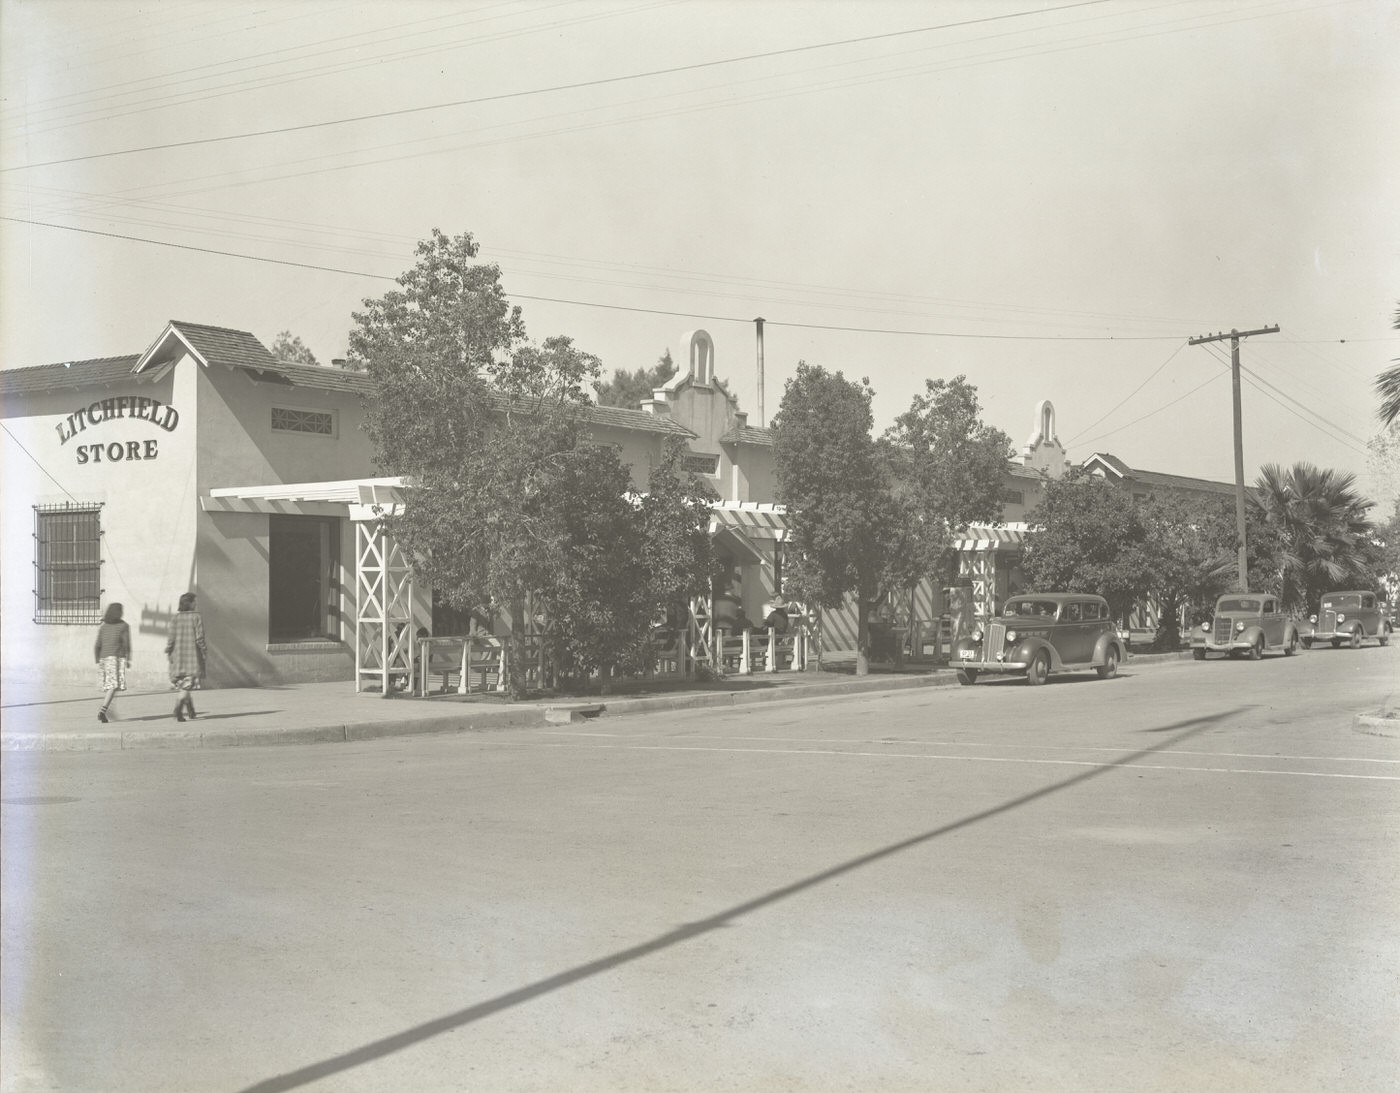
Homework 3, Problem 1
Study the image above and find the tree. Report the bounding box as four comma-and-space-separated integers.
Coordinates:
355, 230, 596, 697
595, 349, 676, 409
1375, 302, 1400, 426
772, 367, 1011, 676
270, 330, 319, 367
348, 227, 525, 374
1136, 491, 1239, 647
883, 376, 1014, 565
1250, 462, 1376, 612
1020, 469, 1155, 624
539, 437, 718, 692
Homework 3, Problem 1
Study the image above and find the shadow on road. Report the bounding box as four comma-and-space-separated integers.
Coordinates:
236, 706, 1242, 1093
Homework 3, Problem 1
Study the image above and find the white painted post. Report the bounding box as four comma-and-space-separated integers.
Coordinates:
740, 628, 751, 674
766, 627, 777, 673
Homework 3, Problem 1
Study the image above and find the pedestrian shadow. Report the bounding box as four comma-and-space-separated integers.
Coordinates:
109, 710, 283, 723
235, 706, 1241, 1093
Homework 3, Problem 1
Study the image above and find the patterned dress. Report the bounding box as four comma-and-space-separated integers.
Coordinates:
94, 620, 131, 692
166, 611, 207, 691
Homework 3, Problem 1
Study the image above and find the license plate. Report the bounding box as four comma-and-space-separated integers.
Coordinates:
958, 649, 976, 660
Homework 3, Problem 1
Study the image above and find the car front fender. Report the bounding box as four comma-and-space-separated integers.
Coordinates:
1009, 636, 1060, 669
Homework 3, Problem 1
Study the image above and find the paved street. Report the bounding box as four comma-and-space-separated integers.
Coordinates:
3, 647, 1397, 1093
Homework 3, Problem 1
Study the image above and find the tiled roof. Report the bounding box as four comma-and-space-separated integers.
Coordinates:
0, 355, 142, 396
3, 323, 695, 439
586, 403, 694, 436
1086, 452, 1244, 498
1130, 468, 1240, 497
720, 424, 773, 446
171, 321, 280, 371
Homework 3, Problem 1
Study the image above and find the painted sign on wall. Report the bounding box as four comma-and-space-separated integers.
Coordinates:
54, 395, 179, 463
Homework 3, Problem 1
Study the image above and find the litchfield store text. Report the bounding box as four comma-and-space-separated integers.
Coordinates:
54, 395, 180, 463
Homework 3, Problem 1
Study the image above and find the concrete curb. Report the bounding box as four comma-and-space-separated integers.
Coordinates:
1353, 712, 1398, 737
0, 648, 1205, 753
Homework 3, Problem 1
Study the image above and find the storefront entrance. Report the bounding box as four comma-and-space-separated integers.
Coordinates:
268, 515, 340, 642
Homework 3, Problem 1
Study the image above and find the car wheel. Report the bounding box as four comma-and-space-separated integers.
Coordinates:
1247, 637, 1263, 661
1096, 647, 1118, 679
1192, 648, 1206, 661
1284, 632, 1298, 656
1382, 627, 1391, 647
1348, 627, 1362, 649
956, 668, 978, 686
1025, 651, 1050, 686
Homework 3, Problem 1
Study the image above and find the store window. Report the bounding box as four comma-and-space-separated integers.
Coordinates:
268, 515, 340, 642
33, 503, 103, 623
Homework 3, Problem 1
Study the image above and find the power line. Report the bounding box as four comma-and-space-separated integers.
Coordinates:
0, 215, 1190, 342
1063, 340, 1188, 444
3, 0, 1114, 171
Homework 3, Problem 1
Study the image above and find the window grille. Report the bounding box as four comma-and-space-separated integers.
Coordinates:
1001, 488, 1024, 506
34, 503, 103, 623
682, 452, 719, 476
271, 407, 335, 435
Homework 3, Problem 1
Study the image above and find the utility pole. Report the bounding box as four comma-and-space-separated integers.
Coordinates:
1187, 324, 1280, 591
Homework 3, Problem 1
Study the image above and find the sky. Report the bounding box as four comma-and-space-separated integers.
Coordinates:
3, 0, 1397, 507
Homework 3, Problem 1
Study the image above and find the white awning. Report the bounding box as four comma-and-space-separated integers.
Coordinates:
201, 476, 413, 518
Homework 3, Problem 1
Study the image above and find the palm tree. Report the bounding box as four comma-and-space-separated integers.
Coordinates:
1252, 462, 1375, 611
1378, 303, 1400, 425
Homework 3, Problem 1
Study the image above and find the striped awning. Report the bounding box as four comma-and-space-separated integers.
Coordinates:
953, 523, 1029, 551
709, 501, 787, 540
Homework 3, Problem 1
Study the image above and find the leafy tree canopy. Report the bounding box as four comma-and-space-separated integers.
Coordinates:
355, 229, 716, 694
270, 330, 319, 367
772, 365, 1010, 674
1250, 461, 1377, 611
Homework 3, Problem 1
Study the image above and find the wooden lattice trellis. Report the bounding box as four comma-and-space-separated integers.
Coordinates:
355, 520, 426, 694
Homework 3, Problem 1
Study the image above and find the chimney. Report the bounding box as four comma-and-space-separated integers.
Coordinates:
754, 317, 766, 427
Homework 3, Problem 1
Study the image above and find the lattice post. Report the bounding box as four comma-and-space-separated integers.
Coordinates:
354, 520, 416, 694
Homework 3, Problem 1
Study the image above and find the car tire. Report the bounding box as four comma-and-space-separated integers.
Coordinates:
1192, 648, 1206, 661
1382, 627, 1391, 647
1284, 632, 1298, 656
956, 668, 978, 686
1247, 637, 1263, 661
1348, 627, 1362, 649
1096, 647, 1118, 679
1025, 651, 1050, 686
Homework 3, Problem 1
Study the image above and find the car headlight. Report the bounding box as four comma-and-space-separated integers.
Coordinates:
971, 626, 983, 641
1235, 621, 1245, 633
1337, 613, 1346, 622
1005, 629, 1018, 643
1309, 614, 1317, 623
1200, 621, 1210, 632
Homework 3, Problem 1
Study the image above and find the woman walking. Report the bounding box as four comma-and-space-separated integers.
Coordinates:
94, 603, 131, 723
165, 592, 207, 721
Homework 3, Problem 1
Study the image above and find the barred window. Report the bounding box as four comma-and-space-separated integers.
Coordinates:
682, 452, 719, 476
271, 407, 335, 436
34, 503, 103, 624
1001, 488, 1024, 506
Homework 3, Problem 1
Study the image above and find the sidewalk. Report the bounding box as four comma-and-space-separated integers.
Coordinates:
1, 651, 1193, 752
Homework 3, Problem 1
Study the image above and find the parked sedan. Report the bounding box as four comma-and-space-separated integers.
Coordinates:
952, 593, 1126, 686
1190, 592, 1300, 659
1301, 591, 1392, 649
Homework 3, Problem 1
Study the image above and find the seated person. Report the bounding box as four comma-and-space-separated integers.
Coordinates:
761, 599, 790, 633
